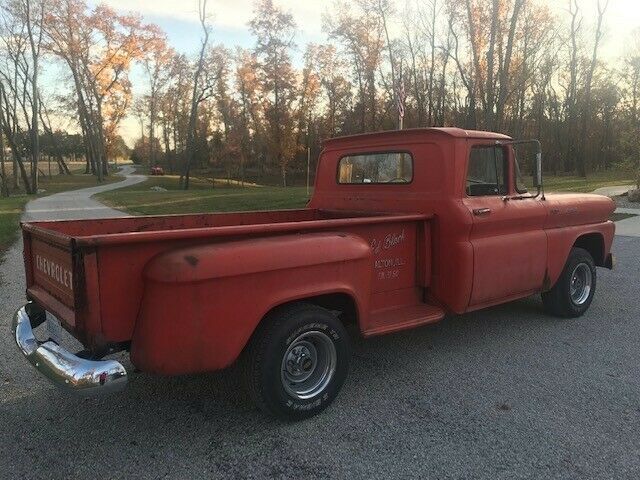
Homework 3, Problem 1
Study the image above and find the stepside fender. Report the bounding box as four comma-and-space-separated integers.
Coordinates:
131, 232, 372, 375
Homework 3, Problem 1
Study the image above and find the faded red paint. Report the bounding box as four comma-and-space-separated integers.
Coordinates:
20, 127, 615, 374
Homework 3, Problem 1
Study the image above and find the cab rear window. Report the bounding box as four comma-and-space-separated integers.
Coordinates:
337, 152, 413, 184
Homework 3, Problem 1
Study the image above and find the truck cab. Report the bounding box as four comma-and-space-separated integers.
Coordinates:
312, 128, 614, 314
13, 128, 615, 420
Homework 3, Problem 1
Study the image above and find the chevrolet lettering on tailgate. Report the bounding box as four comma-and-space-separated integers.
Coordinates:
35, 254, 73, 289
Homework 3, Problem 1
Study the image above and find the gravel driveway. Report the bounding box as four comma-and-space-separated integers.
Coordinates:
1, 176, 639, 479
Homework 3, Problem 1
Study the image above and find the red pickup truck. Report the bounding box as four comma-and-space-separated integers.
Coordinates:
12, 128, 615, 419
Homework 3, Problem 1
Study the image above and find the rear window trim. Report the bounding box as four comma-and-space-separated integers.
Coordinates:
335, 150, 415, 185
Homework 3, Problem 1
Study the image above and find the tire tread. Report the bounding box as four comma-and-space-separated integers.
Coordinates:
542, 247, 596, 318
241, 302, 347, 419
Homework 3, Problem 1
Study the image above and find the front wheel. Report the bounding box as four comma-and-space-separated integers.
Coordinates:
542, 247, 597, 318
243, 303, 350, 420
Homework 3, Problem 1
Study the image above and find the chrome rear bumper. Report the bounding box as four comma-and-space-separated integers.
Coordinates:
12, 303, 127, 395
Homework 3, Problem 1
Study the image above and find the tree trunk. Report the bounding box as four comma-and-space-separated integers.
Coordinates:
484, 0, 500, 130
575, 0, 608, 178
0, 128, 8, 197
26, 0, 41, 192
427, 0, 437, 126
182, 0, 210, 190
495, 0, 524, 132
0, 94, 32, 193
564, 0, 581, 173
3, 132, 32, 193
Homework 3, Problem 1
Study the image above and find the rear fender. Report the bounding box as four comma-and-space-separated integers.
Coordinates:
130, 232, 372, 375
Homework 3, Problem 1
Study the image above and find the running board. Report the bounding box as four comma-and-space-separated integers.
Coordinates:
364, 304, 445, 337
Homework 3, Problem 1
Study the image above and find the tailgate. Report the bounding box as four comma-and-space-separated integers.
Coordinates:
23, 228, 81, 330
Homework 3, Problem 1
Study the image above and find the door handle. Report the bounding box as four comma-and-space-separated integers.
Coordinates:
473, 208, 491, 216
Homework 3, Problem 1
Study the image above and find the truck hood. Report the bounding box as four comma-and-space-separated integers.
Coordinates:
543, 193, 615, 229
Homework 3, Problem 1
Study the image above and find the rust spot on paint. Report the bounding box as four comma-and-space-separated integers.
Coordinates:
184, 255, 199, 267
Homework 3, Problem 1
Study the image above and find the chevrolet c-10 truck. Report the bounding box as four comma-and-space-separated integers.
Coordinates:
12, 128, 615, 419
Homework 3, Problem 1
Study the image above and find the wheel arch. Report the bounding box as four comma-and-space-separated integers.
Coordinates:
261, 292, 360, 328
237, 291, 361, 378
573, 232, 605, 266
545, 223, 614, 291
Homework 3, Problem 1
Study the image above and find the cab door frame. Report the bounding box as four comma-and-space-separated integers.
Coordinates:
462, 140, 548, 309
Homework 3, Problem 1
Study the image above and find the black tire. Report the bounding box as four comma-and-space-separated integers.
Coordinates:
542, 247, 597, 318
243, 303, 350, 420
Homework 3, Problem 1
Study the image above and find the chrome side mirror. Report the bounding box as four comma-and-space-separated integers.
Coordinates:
497, 139, 544, 200
535, 152, 542, 189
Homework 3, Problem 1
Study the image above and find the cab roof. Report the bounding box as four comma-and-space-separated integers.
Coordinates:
323, 127, 512, 150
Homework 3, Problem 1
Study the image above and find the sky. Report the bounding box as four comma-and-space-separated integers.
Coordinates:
99, 0, 640, 56
89, 0, 640, 144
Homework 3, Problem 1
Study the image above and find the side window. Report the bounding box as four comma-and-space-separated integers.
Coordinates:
466, 146, 507, 196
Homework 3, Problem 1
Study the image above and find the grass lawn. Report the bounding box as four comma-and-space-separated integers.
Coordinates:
97, 169, 638, 218
0, 195, 30, 253
541, 170, 636, 193
0, 172, 120, 254
3, 169, 632, 255
96, 175, 312, 216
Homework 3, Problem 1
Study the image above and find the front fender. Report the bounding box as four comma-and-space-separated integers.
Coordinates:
545, 221, 615, 289
131, 232, 372, 375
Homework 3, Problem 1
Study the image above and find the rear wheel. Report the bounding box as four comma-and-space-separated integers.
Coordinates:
243, 303, 350, 420
542, 247, 597, 318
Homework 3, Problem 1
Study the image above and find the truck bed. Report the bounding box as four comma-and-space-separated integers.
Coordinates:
22, 208, 433, 349
23, 208, 420, 245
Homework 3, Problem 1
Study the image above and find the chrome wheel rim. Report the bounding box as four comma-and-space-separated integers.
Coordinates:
281, 331, 337, 400
570, 263, 592, 306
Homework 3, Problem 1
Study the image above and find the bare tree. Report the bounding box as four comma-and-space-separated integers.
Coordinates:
24, 0, 45, 191
495, 0, 525, 131
564, 0, 582, 172
575, 0, 609, 176
181, 0, 212, 190
142, 28, 173, 168
38, 92, 71, 175
0, 100, 7, 196
250, 0, 298, 186
378, 0, 400, 128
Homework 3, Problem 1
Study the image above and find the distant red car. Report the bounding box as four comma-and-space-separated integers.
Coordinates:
150, 166, 164, 176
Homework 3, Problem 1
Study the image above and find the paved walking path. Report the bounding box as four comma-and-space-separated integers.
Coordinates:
23, 164, 146, 222
591, 184, 636, 197
590, 184, 640, 237
0, 165, 147, 344
613, 210, 640, 237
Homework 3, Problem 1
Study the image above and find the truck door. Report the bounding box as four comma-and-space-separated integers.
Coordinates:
462, 143, 548, 307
